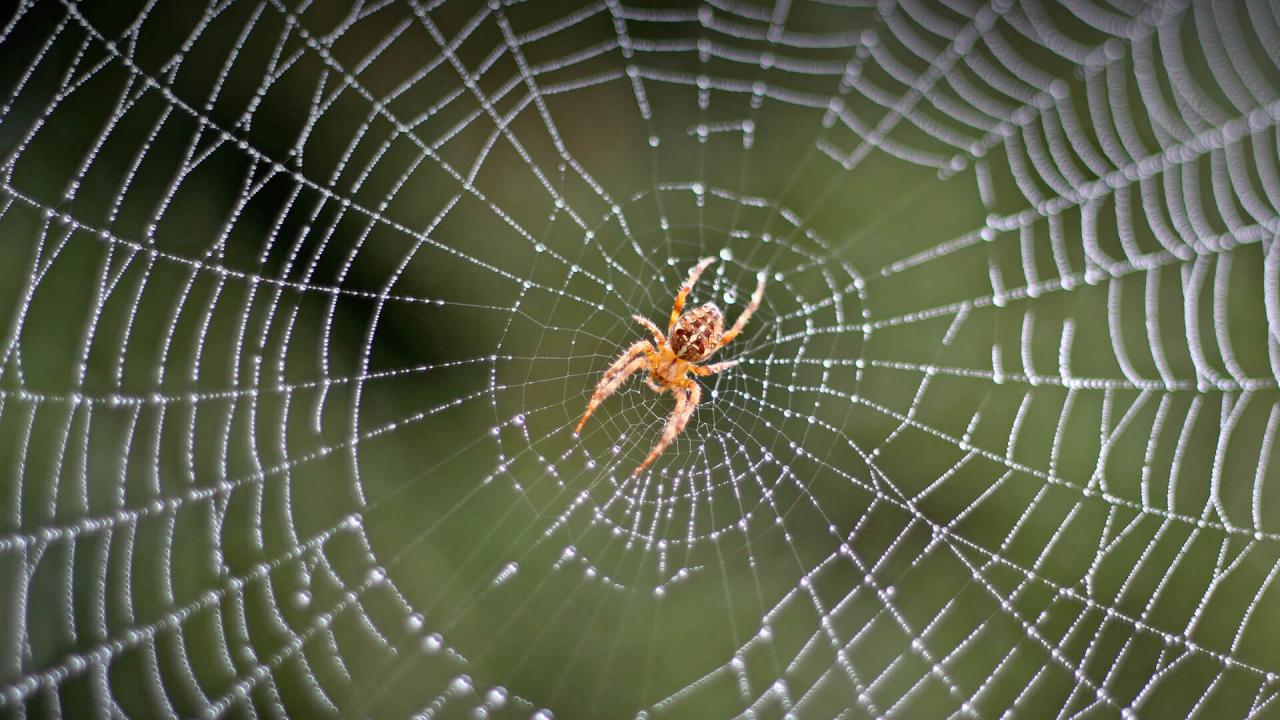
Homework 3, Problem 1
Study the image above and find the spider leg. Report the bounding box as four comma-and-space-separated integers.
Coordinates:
633, 380, 702, 476
718, 273, 766, 347
644, 345, 667, 392
690, 360, 738, 376
575, 339, 655, 435
669, 257, 717, 334
632, 314, 666, 348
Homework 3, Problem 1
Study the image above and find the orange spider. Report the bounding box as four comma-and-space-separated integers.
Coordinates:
575, 256, 766, 475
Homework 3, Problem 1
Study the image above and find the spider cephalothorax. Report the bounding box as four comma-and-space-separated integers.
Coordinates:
575, 257, 766, 475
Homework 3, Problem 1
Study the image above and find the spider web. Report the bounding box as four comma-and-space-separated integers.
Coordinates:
1, 0, 1279, 717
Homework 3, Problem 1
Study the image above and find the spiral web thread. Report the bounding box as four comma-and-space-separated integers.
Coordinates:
1, 0, 1280, 717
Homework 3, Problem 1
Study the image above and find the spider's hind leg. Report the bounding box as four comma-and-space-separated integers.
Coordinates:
633, 315, 666, 348
669, 257, 717, 333
718, 273, 766, 348
691, 360, 738, 376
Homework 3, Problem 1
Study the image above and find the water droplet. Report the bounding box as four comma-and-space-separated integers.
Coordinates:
718, 247, 733, 261
451, 675, 473, 695
486, 687, 508, 707
492, 562, 519, 587
421, 633, 443, 654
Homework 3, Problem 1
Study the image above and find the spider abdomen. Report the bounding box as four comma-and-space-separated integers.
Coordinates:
670, 303, 724, 362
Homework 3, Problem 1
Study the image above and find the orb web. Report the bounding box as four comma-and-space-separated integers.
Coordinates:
1, 0, 1279, 718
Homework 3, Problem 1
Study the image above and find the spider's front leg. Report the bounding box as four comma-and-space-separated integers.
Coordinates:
575, 339, 656, 435
633, 380, 702, 476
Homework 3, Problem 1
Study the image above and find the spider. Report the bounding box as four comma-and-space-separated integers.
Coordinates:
575, 256, 766, 476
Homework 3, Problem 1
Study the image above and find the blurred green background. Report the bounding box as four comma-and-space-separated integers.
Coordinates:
2, 0, 1279, 718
